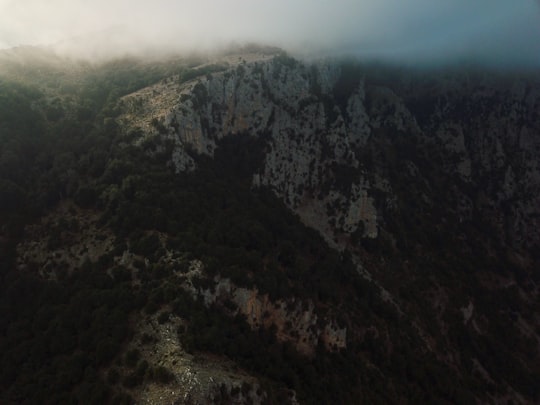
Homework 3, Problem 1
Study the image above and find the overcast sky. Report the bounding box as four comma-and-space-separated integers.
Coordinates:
1, 0, 539, 65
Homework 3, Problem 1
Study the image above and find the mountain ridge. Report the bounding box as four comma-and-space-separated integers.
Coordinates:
2, 47, 539, 403
116, 53, 540, 402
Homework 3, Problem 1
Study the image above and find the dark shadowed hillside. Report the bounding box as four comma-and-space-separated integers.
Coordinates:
1, 46, 539, 404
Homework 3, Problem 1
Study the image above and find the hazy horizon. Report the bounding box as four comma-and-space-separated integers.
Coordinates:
1, 0, 540, 66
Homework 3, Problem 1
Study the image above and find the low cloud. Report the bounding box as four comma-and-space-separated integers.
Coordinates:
1, 0, 539, 66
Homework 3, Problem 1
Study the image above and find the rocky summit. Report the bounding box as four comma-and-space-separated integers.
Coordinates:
2, 47, 540, 404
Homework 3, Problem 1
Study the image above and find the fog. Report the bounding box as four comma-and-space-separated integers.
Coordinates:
1, 0, 540, 66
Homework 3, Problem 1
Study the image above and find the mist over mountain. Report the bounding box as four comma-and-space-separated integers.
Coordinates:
1, 0, 540, 66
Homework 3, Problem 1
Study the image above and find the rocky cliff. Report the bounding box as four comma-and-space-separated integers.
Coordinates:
3, 46, 539, 403
117, 51, 540, 403
119, 52, 540, 259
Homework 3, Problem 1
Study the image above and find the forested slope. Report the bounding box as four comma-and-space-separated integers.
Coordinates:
1, 47, 539, 404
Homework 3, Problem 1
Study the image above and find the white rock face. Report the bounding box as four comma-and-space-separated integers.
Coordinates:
118, 53, 540, 254
119, 54, 381, 242
343, 184, 378, 238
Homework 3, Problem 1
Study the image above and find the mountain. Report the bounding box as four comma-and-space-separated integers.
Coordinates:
1, 46, 539, 404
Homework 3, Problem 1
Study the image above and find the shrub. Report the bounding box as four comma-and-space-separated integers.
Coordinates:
124, 349, 140, 368
151, 366, 175, 384
157, 311, 170, 324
